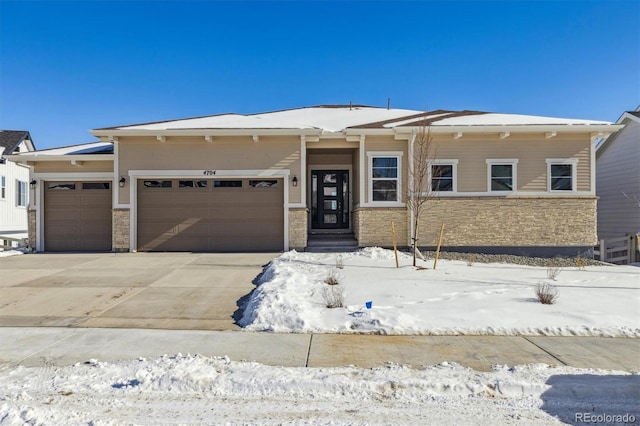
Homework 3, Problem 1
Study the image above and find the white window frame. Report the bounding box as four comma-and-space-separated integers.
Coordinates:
16, 179, 27, 207
367, 151, 403, 205
1, 175, 5, 199
486, 159, 518, 193
546, 158, 578, 192
428, 160, 458, 194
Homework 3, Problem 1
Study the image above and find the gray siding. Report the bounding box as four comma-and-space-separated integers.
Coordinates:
596, 118, 640, 239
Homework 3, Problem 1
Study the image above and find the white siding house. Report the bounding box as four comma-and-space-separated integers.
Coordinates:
0, 131, 35, 247
596, 108, 640, 255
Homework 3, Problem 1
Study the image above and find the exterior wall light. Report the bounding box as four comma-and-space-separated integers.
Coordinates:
119, 176, 126, 188
30, 179, 37, 189
292, 175, 298, 187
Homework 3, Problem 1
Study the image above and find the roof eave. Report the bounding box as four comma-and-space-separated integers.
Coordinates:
392, 123, 624, 134
4, 154, 115, 164
90, 128, 324, 138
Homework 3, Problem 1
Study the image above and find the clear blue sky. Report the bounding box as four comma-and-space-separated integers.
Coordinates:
1, 0, 638, 150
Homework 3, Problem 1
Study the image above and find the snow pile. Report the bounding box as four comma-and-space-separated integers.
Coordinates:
0, 355, 638, 425
0, 250, 23, 258
239, 248, 640, 336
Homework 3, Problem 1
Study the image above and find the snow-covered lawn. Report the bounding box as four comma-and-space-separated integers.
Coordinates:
240, 248, 640, 337
1, 355, 638, 425
0, 250, 23, 258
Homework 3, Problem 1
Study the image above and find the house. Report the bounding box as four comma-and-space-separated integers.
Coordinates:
6, 105, 622, 256
595, 107, 640, 261
0, 130, 35, 248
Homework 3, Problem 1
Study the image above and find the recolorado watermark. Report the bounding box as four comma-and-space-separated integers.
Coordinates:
575, 412, 636, 424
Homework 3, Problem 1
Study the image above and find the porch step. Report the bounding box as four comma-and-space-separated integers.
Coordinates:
306, 234, 359, 253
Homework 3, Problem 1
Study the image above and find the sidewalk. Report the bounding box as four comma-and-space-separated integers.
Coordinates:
1, 327, 638, 372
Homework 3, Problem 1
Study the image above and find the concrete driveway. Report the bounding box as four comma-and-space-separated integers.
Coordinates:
0, 252, 277, 330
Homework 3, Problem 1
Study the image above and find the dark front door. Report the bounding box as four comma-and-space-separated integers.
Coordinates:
311, 170, 349, 229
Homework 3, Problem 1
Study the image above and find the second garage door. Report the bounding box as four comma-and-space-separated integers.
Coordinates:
137, 178, 284, 252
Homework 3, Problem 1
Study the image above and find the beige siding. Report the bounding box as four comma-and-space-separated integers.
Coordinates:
34, 161, 113, 174
430, 134, 592, 193
117, 136, 301, 205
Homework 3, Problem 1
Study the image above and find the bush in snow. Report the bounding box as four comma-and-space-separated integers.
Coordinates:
575, 255, 586, 271
466, 253, 476, 267
546, 261, 561, 281
535, 282, 559, 305
323, 270, 344, 308
324, 269, 340, 286
336, 255, 344, 269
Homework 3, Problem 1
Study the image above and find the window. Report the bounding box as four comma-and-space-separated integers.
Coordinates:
143, 180, 172, 188
82, 182, 110, 190
48, 182, 76, 190
369, 153, 402, 202
429, 160, 458, 192
179, 180, 207, 188
16, 180, 26, 207
249, 180, 277, 188
546, 159, 577, 191
486, 159, 518, 192
1, 176, 5, 199
214, 180, 242, 188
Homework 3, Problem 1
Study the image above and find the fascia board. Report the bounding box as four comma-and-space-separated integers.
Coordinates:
393, 124, 624, 134
90, 128, 323, 138
4, 154, 114, 163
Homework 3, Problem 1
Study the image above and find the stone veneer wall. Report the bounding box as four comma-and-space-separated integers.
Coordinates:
353, 207, 409, 247
288, 208, 308, 250
27, 210, 36, 251
112, 209, 130, 252
415, 197, 598, 247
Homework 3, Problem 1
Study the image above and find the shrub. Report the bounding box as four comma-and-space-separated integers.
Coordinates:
546, 261, 561, 281
466, 253, 476, 267
535, 282, 559, 305
336, 255, 344, 269
575, 256, 585, 271
322, 284, 344, 308
324, 269, 340, 286
322, 270, 344, 308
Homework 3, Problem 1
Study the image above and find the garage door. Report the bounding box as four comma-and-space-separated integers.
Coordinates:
44, 181, 112, 251
137, 178, 284, 252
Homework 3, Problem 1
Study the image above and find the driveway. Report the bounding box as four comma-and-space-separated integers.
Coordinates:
0, 252, 278, 330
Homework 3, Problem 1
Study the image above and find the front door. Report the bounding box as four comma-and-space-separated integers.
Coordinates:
311, 170, 349, 229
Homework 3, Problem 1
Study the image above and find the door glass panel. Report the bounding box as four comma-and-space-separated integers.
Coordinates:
323, 214, 337, 224
323, 187, 337, 196
323, 173, 337, 184
324, 200, 337, 210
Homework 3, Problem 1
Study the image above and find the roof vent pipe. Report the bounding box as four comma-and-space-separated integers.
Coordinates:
349, 101, 352, 111
387, 98, 391, 110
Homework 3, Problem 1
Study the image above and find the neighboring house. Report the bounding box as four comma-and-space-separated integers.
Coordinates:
0, 130, 35, 248
595, 107, 640, 261
7, 105, 622, 256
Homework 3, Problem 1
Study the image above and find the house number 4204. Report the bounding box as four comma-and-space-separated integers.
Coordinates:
203, 170, 216, 176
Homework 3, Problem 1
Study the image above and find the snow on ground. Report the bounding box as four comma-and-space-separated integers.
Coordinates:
1, 354, 638, 425
240, 248, 640, 336
0, 250, 23, 258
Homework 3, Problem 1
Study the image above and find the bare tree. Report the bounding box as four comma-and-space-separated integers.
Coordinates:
406, 123, 439, 267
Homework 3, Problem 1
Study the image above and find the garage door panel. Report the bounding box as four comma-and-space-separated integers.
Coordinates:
137, 178, 284, 252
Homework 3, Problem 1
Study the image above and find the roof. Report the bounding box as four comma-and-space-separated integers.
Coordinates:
0, 130, 35, 155
94, 105, 614, 134
596, 108, 640, 154
23, 141, 114, 156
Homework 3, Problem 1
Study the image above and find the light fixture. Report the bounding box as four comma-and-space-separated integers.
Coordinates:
29, 179, 37, 189
291, 175, 298, 187
119, 176, 126, 188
